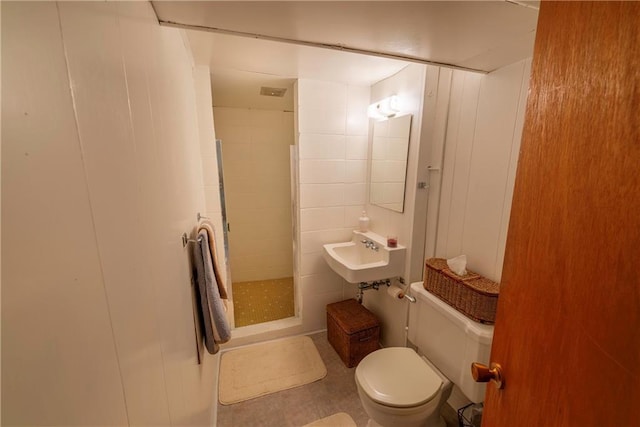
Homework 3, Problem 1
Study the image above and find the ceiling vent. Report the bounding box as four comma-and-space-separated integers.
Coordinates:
260, 86, 287, 97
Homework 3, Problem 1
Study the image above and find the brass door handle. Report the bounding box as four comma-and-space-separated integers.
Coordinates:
471, 362, 504, 389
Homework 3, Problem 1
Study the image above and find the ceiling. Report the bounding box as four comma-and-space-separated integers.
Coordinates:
151, 1, 539, 110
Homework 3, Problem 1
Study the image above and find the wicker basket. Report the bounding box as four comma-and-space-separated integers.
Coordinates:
327, 299, 380, 367
424, 258, 499, 324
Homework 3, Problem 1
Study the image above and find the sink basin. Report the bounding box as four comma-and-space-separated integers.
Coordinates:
322, 231, 405, 283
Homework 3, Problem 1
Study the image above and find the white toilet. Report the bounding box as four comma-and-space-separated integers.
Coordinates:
355, 282, 494, 427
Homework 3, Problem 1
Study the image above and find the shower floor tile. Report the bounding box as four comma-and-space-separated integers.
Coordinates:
232, 277, 295, 327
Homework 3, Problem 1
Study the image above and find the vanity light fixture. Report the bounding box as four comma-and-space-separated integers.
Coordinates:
368, 95, 400, 120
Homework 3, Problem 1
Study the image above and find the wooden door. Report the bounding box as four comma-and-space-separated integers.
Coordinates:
483, 2, 640, 426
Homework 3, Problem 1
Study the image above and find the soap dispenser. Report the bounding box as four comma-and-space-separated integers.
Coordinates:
358, 211, 370, 232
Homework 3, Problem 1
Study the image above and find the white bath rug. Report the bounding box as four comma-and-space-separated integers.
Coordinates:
218, 335, 327, 405
303, 412, 357, 427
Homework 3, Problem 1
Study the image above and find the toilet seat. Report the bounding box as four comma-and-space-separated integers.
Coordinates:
355, 347, 443, 408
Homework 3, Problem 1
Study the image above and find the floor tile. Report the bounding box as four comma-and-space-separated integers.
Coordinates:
216, 331, 459, 427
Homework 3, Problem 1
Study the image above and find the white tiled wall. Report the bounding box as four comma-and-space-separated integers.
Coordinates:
362, 64, 440, 348
3, 2, 217, 425
296, 79, 370, 331
366, 64, 431, 282
214, 107, 294, 283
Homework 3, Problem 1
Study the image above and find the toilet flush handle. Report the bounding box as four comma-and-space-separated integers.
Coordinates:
471, 362, 504, 389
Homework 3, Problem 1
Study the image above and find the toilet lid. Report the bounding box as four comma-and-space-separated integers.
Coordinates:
355, 347, 442, 408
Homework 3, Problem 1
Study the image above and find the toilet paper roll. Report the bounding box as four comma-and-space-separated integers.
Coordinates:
387, 284, 405, 300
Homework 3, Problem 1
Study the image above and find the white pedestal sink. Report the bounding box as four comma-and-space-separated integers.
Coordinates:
322, 230, 406, 283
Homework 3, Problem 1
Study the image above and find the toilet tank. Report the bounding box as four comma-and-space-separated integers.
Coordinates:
408, 282, 494, 403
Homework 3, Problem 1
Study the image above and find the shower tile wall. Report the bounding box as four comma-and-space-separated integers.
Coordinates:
296, 80, 370, 331
213, 108, 295, 282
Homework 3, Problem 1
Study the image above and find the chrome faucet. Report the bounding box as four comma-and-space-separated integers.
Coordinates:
361, 239, 379, 251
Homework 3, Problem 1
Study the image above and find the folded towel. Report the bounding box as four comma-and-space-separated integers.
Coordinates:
192, 232, 218, 354
192, 229, 231, 354
198, 221, 229, 305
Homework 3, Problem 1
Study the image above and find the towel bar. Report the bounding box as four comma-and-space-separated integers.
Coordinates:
182, 233, 203, 248
197, 212, 210, 221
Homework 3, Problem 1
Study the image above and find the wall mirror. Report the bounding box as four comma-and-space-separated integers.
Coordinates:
370, 114, 413, 212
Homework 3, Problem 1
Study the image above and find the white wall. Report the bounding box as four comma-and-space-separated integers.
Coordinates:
362, 64, 453, 348
214, 107, 294, 283
194, 68, 232, 336
2, 3, 218, 425
366, 65, 426, 256
436, 59, 532, 282
288, 65, 451, 349
361, 60, 530, 348
194, 66, 228, 289
365, 64, 452, 282
296, 79, 370, 331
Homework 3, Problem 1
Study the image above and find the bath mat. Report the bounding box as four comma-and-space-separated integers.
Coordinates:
303, 412, 357, 427
218, 335, 327, 404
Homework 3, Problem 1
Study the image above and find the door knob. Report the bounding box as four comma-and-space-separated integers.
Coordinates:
471, 362, 504, 389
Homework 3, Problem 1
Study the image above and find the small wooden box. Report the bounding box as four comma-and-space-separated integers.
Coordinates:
326, 299, 380, 367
